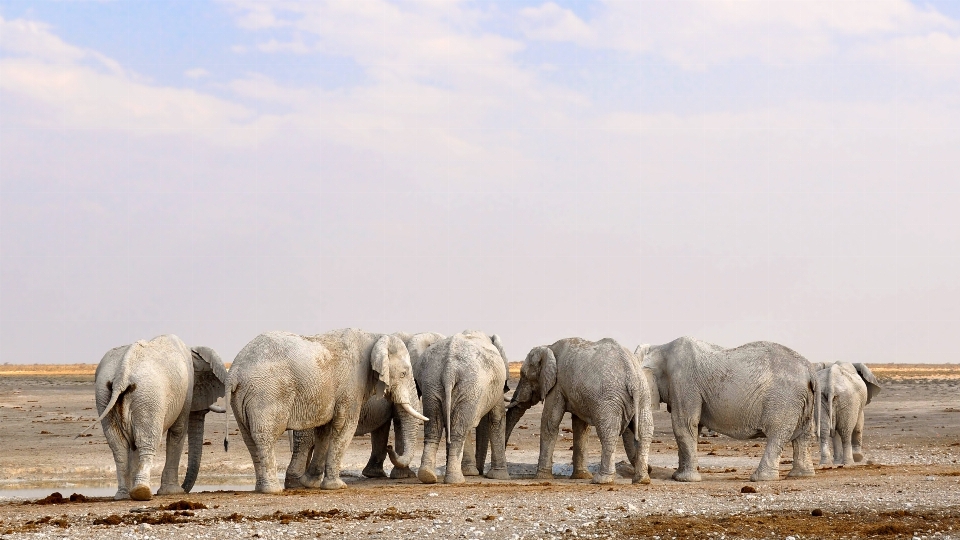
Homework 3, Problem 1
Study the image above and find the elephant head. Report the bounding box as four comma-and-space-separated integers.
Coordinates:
504, 346, 557, 443
371, 334, 428, 468
852, 363, 881, 404
182, 346, 227, 493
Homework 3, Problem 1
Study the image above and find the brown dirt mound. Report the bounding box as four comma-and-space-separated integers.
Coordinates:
160, 500, 207, 510
605, 508, 960, 539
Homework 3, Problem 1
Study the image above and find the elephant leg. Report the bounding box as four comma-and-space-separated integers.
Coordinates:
840, 427, 856, 466
570, 415, 592, 480
301, 425, 329, 488
285, 429, 315, 489
788, 435, 816, 477
321, 412, 361, 490
389, 417, 414, 479
471, 414, 491, 476
362, 422, 390, 478
752, 426, 791, 482
632, 406, 654, 485
126, 449, 140, 496
592, 418, 619, 484
104, 426, 131, 500
157, 412, 188, 495
484, 403, 510, 480
833, 432, 844, 465
619, 426, 637, 476
852, 409, 865, 463
461, 427, 479, 476
670, 400, 702, 482
445, 401, 478, 484
536, 391, 566, 480
417, 396, 443, 484
819, 429, 834, 466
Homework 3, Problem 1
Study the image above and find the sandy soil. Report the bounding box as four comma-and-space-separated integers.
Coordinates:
1, 366, 959, 539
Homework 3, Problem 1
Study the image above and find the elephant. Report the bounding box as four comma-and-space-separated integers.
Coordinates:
504, 338, 653, 485
224, 328, 427, 493
416, 330, 512, 484
814, 362, 881, 466
636, 337, 818, 482
76, 335, 227, 501
283, 332, 445, 488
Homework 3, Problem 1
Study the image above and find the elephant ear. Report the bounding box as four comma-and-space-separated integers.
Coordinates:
370, 334, 398, 393
490, 334, 510, 393
191, 346, 227, 412
853, 363, 882, 404
634, 344, 651, 365
641, 367, 660, 410
538, 347, 558, 399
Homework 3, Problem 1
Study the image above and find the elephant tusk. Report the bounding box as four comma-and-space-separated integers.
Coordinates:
208, 405, 226, 413
400, 402, 429, 422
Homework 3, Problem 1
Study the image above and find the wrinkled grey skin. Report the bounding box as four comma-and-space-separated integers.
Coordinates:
224, 329, 425, 493
505, 338, 653, 485
284, 332, 445, 488
417, 331, 511, 484
814, 362, 881, 466
78, 335, 226, 501
638, 337, 818, 482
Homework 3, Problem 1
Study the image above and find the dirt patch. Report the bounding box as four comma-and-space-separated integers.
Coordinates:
604, 508, 960, 539
160, 500, 207, 510
29, 492, 88, 505
216, 507, 437, 525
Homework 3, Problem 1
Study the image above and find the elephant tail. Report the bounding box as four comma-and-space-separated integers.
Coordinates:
631, 378, 642, 443
442, 376, 454, 442
76, 341, 140, 439
223, 377, 235, 452
810, 368, 822, 440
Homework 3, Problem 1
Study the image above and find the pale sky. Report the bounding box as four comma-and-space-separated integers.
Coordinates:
1, 1, 959, 365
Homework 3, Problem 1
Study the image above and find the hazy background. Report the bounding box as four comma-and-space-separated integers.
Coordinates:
1, 0, 958, 365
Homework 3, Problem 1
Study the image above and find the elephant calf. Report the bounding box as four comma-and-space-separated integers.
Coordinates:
77, 335, 227, 500
506, 337, 653, 484
815, 361, 881, 466
417, 331, 512, 484
638, 337, 818, 482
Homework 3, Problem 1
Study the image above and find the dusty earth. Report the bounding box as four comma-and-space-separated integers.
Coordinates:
0, 364, 958, 539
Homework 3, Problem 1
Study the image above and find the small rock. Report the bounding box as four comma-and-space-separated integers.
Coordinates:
627, 503, 639, 513
812, 508, 823, 516
741, 486, 758, 493
137, 523, 152, 532
428, 492, 439, 497
786, 536, 796, 540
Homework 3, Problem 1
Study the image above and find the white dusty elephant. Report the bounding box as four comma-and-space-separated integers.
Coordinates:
505, 338, 653, 484
284, 332, 445, 487
416, 331, 512, 484
224, 329, 427, 493
814, 361, 881, 466
637, 337, 818, 482
77, 335, 227, 500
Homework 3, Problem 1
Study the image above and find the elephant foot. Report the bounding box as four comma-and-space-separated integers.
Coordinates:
672, 468, 702, 482
534, 469, 554, 480
853, 452, 864, 463
788, 466, 816, 478
320, 477, 347, 490
284, 475, 304, 489
462, 464, 481, 476
444, 471, 466, 484
633, 474, 651, 485
113, 489, 130, 501
818, 457, 833, 467
615, 461, 636, 478
570, 470, 593, 480
418, 467, 438, 484
299, 474, 323, 489
592, 472, 615, 485
749, 468, 779, 482
485, 468, 511, 481
390, 466, 415, 479
156, 484, 184, 496
362, 466, 387, 478
256, 482, 284, 494
129, 485, 153, 501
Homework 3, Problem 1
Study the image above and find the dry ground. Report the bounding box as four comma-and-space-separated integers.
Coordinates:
1, 365, 959, 539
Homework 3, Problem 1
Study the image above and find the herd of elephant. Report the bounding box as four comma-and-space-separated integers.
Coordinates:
78, 329, 882, 502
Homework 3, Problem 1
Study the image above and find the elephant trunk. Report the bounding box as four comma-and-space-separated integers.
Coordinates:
387, 403, 420, 468
182, 409, 208, 493
504, 403, 530, 445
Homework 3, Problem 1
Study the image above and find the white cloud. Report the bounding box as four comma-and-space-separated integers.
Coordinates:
184, 67, 210, 79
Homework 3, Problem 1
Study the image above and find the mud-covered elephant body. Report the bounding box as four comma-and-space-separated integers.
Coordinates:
284, 332, 444, 488
225, 328, 426, 493
81, 335, 226, 500
638, 337, 818, 482
416, 331, 511, 484
815, 361, 880, 466
506, 337, 653, 484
